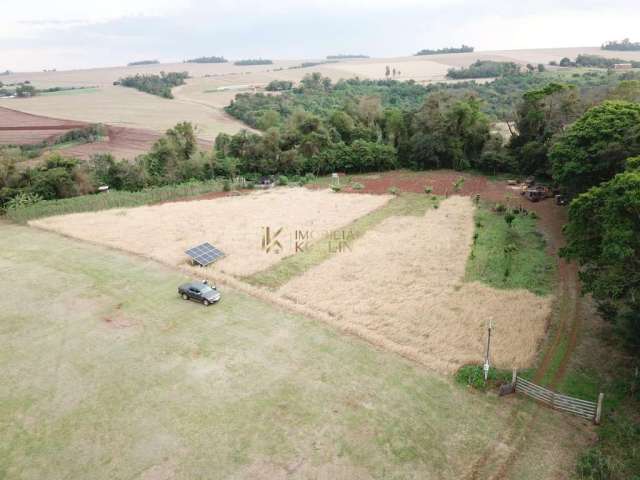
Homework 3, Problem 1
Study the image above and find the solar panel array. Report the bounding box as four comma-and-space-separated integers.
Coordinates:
185, 242, 225, 267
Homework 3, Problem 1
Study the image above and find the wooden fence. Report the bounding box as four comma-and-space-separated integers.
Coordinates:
514, 375, 603, 424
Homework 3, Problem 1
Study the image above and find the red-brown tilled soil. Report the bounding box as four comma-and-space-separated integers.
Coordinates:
0, 106, 87, 145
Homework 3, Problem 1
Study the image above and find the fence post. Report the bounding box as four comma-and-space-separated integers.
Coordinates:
512, 368, 517, 385
595, 393, 604, 425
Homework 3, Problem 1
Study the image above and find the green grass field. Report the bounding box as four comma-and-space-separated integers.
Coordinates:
465, 204, 556, 296
0, 223, 585, 479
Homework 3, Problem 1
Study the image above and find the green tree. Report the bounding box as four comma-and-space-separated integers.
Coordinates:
509, 83, 578, 176
551, 101, 640, 196
258, 110, 281, 130
409, 93, 490, 171
610, 80, 640, 103
560, 165, 640, 353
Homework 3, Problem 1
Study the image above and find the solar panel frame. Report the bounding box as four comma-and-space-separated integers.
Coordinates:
185, 242, 225, 266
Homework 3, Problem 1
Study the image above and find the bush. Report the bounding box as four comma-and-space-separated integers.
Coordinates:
495, 203, 507, 213
223, 179, 232, 192
576, 448, 611, 479
278, 175, 289, 186
388, 186, 400, 195
351, 182, 364, 190
265, 80, 293, 92
331, 184, 342, 192
455, 364, 512, 391
504, 211, 516, 227
424, 186, 433, 194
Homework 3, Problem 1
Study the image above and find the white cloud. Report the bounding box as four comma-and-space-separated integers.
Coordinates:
1, 0, 639, 70
0, 0, 192, 38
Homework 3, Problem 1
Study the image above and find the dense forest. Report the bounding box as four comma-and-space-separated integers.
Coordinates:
602, 38, 640, 51
118, 71, 189, 98
227, 69, 631, 126
185, 56, 227, 64
415, 45, 474, 55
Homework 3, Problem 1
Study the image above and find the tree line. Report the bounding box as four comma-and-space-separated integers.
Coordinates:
117, 71, 189, 98
602, 38, 640, 51
447, 60, 521, 79
555, 54, 640, 69
127, 60, 159, 66
326, 54, 369, 59
185, 56, 228, 64
233, 59, 273, 66
415, 45, 474, 56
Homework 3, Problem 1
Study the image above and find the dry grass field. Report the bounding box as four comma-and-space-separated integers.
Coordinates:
30, 188, 391, 277
0, 86, 250, 141
279, 196, 551, 373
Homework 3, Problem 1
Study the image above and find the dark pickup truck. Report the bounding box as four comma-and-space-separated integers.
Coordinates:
178, 281, 221, 306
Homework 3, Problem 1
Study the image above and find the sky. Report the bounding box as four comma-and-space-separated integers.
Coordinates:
1, 0, 638, 72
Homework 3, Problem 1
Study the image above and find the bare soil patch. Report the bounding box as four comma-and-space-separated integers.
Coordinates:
0, 106, 87, 145
333, 170, 489, 196
279, 196, 551, 373
58, 126, 162, 160
30, 187, 390, 277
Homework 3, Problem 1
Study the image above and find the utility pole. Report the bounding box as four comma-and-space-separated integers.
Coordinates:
484, 318, 493, 381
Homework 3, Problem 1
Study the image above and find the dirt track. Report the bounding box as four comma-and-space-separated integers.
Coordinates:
322, 170, 585, 480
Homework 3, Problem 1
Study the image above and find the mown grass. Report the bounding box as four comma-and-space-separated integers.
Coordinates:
0, 223, 531, 479
244, 192, 440, 289
465, 203, 555, 296
4, 180, 229, 223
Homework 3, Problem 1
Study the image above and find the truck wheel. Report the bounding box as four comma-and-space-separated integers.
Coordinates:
181, 293, 189, 300
203, 299, 210, 306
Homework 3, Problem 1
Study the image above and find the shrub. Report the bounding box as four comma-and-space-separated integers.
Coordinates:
246, 181, 255, 189
5, 192, 43, 210
278, 175, 288, 186
223, 179, 232, 192
388, 186, 400, 195
455, 364, 512, 391
576, 448, 611, 479
495, 203, 507, 213
424, 186, 433, 194
504, 212, 516, 227
330, 184, 342, 192
351, 182, 364, 190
